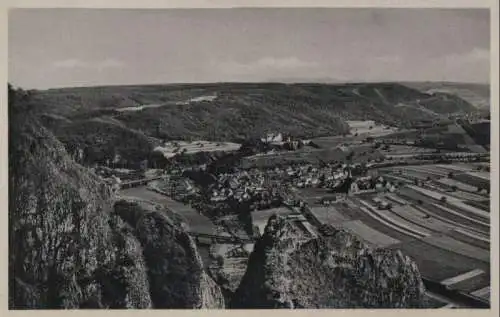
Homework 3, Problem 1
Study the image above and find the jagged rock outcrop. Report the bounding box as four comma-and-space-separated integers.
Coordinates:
115, 199, 225, 308
231, 215, 426, 308
9, 87, 224, 309
9, 110, 153, 308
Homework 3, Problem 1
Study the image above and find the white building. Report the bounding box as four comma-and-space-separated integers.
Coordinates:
261, 132, 283, 143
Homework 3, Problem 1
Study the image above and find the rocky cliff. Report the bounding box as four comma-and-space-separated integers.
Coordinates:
9, 110, 152, 308
230, 215, 426, 308
9, 86, 224, 309
115, 199, 225, 308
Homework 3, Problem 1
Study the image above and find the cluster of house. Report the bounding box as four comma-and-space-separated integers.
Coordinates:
157, 175, 197, 199
254, 163, 367, 190
209, 170, 282, 203
301, 164, 399, 195
287, 165, 347, 189
358, 175, 397, 192
315, 176, 397, 206
206, 162, 387, 205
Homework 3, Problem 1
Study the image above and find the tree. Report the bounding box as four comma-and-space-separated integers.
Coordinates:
346, 151, 355, 162
215, 254, 224, 267
252, 225, 261, 239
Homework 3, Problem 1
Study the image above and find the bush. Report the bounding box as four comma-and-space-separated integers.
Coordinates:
215, 255, 225, 267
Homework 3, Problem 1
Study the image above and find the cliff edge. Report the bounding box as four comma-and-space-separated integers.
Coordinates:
231, 215, 426, 308
8, 86, 224, 309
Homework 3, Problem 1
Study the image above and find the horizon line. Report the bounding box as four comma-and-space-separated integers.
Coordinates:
9, 79, 491, 91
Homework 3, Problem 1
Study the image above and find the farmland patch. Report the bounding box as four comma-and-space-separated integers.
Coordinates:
309, 206, 350, 226
390, 240, 490, 281
340, 220, 400, 247
422, 235, 490, 263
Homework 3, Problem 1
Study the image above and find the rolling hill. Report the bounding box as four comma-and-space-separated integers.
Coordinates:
16, 82, 483, 165
403, 82, 490, 110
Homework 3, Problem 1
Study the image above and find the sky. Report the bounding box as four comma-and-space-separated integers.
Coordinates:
8, 8, 490, 89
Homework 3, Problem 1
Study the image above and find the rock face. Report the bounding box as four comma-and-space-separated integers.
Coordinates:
9, 87, 224, 309
116, 199, 225, 308
231, 215, 426, 308
9, 110, 152, 308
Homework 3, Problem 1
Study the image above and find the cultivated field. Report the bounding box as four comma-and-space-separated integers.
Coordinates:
241, 146, 384, 169
341, 220, 401, 247
322, 196, 490, 289
311, 161, 492, 302
309, 206, 349, 226
346, 120, 397, 136
380, 145, 437, 156
154, 140, 241, 158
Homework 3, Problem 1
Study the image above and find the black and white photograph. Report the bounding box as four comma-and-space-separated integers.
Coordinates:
6, 3, 497, 310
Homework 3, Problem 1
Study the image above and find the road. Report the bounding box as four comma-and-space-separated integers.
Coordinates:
119, 176, 165, 189
191, 232, 255, 244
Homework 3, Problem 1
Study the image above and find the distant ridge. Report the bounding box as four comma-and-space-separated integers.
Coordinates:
18, 80, 490, 92
18, 81, 482, 166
